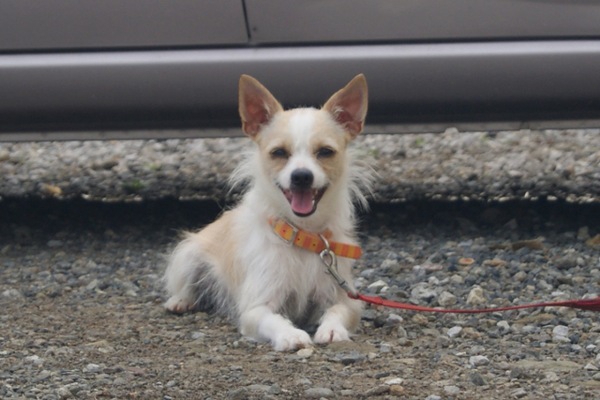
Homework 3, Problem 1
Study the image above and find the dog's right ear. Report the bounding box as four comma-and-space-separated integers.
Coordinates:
239, 75, 283, 138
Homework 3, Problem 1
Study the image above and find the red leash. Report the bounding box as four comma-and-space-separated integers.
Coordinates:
349, 292, 600, 313
314, 233, 600, 314
275, 220, 600, 315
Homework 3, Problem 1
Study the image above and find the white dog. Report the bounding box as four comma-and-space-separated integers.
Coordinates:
164, 74, 371, 351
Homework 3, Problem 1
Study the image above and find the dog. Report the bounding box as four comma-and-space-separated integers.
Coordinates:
163, 74, 371, 351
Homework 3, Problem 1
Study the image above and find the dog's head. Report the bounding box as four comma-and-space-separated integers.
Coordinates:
238, 74, 368, 218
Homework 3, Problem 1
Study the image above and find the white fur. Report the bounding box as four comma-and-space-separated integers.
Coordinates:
163, 74, 370, 351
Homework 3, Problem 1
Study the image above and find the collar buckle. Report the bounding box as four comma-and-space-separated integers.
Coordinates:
275, 220, 299, 246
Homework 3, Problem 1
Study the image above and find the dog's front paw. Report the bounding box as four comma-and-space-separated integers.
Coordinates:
273, 328, 313, 352
314, 323, 350, 344
164, 295, 194, 314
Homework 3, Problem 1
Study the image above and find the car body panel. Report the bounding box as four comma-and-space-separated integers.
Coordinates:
1, 0, 599, 141
247, 0, 600, 43
0, 0, 247, 50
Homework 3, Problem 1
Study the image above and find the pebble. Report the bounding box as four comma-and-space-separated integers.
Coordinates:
511, 388, 528, 398
438, 291, 458, 307
543, 372, 560, 382
584, 363, 599, 371
397, 325, 408, 338
552, 325, 570, 343
389, 385, 405, 395
296, 378, 312, 386
447, 326, 463, 338
379, 342, 393, 353
304, 387, 335, 398
380, 258, 399, 271
521, 324, 537, 334
466, 286, 486, 305
586, 344, 597, 352
25, 355, 44, 365
556, 255, 578, 270
410, 282, 437, 302
56, 386, 73, 399
360, 268, 377, 279
113, 377, 127, 386
190, 331, 206, 340
386, 313, 403, 324
444, 385, 460, 395
296, 348, 314, 358
469, 345, 486, 355
497, 320, 511, 333
2, 288, 23, 299
228, 388, 248, 399
458, 257, 475, 266
513, 271, 527, 282
86, 279, 99, 291
364, 385, 390, 396
469, 355, 490, 367
384, 378, 404, 385
246, 384, 271, 393
333, 351, 366, 365
33, 370, 51, 383
469, 372, 486, 386
84, 363, 101, 373
47, 240, 63, 248
368, 279, 389, 293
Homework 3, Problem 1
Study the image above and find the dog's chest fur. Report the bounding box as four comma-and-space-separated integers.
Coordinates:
206, 201, 350, 324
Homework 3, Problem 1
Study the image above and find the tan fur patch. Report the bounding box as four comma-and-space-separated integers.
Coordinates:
192, 209, 243, 288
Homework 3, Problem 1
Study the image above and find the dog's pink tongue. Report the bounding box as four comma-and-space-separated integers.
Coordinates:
290, 190, 314, 215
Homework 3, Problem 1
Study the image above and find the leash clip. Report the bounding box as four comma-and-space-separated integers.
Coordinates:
319, 234, 357, 297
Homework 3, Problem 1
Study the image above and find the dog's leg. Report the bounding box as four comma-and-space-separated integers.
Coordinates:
240, 305, 313, 351
164, 236, 206, 314
314, 293, 362, 344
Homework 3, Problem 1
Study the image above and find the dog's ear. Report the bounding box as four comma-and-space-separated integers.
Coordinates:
323, 74, 368, 139
323, 74, 369, 139
239, 75, 283, 138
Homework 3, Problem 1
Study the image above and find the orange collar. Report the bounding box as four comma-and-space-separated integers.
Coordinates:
268, 217, 362, 259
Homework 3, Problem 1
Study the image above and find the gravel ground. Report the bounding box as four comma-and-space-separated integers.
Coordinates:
1, 198, 600, 399
1, 129, 600, 399
1, 128, 599, 203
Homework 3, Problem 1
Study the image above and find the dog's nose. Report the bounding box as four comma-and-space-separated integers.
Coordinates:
290, 168, 314, 189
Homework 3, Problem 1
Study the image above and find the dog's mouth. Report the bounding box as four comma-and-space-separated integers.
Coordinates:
281, 186, 327, 217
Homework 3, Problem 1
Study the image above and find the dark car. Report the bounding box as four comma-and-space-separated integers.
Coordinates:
1, 0, 600, 141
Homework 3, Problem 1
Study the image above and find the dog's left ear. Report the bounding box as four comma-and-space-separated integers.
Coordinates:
239, 75, 284, 139
323, 74, 368, 139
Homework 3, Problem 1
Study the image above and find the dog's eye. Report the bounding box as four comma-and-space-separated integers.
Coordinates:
316, 147, 336, 158
270, 147, 289, 159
